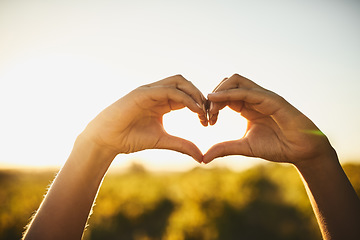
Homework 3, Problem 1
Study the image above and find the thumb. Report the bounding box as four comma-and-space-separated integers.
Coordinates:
203, 139, 252, 164
155, 134, 203, 163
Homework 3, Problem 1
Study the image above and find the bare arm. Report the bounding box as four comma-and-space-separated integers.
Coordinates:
23, 75, 207, 240
23, 137, 116, 239
204, 74, 360, 240
296, 153, 360, 240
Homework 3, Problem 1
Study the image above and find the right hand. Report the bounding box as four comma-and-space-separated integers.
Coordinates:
204, 74, 336, 167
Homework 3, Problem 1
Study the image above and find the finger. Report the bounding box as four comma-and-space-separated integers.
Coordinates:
214, 74, 261, 92
156, 134, 203, 163
207, 100, 227, 125
172, 75, 208, 125
175, 76, 207, 111
165, 88, 205, 115
206, 77, 228, 125
212, 77, 228, 93
155, 75, 207, 114
203, 139, 253, 164
209, 88, 265, 104
208, 74, 261, 118
164, 75, 208, 126
207, 75, 237, 119
144, 86, 205, 115
208, 111, 219, 126
208, 88, 301, 130
198, 114, 209, 127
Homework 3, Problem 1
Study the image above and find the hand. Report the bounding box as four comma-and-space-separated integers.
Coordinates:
81, 75, 208, 163
203, 74, 336, 166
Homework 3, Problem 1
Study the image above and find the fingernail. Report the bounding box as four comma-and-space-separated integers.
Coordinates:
208, 102, 214, 120
202, 103, 206, 113
200, 118, 208, 127
196, 103, 202, 109
209, 102, 213, 112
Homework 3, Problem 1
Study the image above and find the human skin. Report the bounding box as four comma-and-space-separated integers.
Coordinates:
23, 75, 208, 240
204, 74, 360, 240
23, 74, 360, 240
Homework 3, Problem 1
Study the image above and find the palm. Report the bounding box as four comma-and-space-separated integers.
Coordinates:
93, 95, 177, 153
226, 100, 327, 164
227, 101, 287, 162
118, 109, 170, 154
84, 83, 205, 162
241, 119, 288, 162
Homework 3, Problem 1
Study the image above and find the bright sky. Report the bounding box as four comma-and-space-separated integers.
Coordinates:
1, 0, 360, 171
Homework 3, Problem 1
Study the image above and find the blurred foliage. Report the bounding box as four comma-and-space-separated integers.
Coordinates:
1, 162, 359, 240
0, 169, 56, 240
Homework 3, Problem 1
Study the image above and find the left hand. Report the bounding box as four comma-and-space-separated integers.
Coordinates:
81, 75, 207, 163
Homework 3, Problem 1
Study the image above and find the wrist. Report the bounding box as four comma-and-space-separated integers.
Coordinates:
293, 144, 339, 174
68, 133, 118, 181
293, 147, 360, 240
293, 147, 342, 190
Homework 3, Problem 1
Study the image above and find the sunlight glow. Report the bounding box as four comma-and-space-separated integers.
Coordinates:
163, 107, 247, 154
301, 129, 326, 137
1, 0, 360, 170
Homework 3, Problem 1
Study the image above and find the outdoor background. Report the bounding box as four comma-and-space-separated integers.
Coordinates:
1, 163, 360, 240
1, 0, 360, 239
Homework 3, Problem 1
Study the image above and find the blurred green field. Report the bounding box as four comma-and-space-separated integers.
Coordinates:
1, 162, 359, 240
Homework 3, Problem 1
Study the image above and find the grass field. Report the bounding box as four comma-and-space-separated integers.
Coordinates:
1, 162, 359, 240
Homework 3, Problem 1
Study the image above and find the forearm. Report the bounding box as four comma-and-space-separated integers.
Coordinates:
295, 151, 360, 240
23, 134, 116, 240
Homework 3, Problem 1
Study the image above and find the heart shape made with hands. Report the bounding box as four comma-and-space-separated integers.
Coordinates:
133, 74, 320, 165
165, 106, 248, 143
149, 75, 255, 163
163, 100, 248, 162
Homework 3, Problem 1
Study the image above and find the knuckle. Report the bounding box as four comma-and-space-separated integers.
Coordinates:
275, 94, 287, 104
172, 74, 184, 80
266, 89, 282, 100
139, 84, 151, 89
232, 73, 241, 78
170, 74, 189, 87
